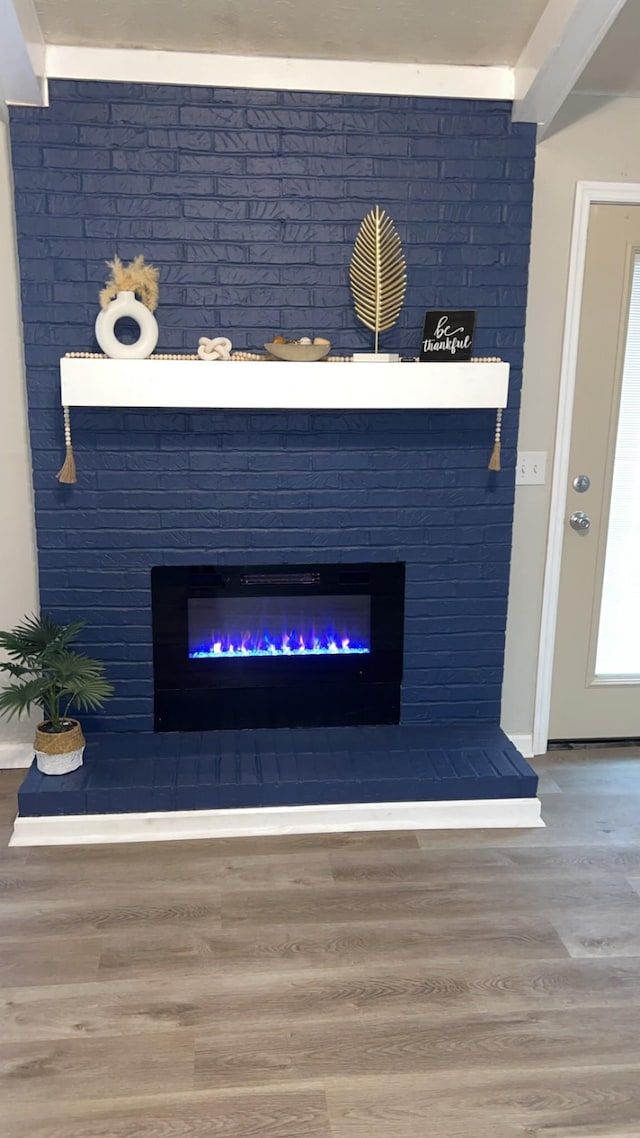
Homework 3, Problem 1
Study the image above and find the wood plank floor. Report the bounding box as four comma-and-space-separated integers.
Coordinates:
2, 749, 640, 1137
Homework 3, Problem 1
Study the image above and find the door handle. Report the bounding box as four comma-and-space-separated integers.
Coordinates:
569, 511, 591, 533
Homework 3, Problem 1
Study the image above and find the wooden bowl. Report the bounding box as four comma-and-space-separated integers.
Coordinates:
264, 342, 331, 362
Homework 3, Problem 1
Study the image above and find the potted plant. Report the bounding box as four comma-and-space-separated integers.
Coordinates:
0, 614, 113, 775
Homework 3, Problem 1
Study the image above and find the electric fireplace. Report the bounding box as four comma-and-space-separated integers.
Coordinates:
151, 562, 405, 731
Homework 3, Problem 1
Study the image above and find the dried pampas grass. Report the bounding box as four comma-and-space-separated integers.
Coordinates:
99, 254, 159, 312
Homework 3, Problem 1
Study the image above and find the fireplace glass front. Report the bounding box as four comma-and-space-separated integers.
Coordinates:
152, 562, 404, 731
188, 594, 371, 660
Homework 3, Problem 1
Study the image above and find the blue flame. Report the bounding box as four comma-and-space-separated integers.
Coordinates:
189, 628, 370, 660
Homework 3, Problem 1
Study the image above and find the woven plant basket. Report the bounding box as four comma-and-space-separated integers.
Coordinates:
34, 719, 85, 775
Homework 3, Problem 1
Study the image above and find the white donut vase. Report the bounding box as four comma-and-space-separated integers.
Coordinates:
95, 290, 159, 359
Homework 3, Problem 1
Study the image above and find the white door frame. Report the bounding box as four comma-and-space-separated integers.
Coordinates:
532, 181, 640, 755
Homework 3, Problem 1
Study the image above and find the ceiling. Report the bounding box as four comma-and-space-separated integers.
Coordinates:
577, 0, 640, 95
33, 0, 549, 66
4, 0, 638, 131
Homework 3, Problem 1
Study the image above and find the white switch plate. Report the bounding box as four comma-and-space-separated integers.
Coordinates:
516, 451, 547, 485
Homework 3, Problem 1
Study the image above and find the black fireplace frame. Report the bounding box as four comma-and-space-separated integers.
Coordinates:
151, 562, 405, 732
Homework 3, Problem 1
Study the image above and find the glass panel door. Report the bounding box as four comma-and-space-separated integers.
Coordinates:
595, 252, 640, 678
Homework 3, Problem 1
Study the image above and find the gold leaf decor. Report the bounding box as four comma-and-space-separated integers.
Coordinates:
349, 205, 407, 352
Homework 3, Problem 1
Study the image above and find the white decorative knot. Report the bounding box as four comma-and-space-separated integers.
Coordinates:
197, 336, 233, 361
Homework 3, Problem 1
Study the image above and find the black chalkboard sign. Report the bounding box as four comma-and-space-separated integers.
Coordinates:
420, 310, 476, 362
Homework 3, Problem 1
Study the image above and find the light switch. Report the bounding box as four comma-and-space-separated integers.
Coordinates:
516, 451, 546, 485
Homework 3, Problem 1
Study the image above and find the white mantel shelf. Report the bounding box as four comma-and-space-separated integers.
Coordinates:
60, 358, 509, 410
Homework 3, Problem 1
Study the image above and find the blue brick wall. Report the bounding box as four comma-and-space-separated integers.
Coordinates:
9, 80, 536, 733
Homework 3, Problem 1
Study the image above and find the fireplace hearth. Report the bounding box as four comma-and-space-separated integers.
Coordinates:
151, 562, 405, 732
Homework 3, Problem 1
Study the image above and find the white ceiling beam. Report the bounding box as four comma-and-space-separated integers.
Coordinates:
513, 0, 629, 132
46, 45, 514, 101
0, 0, 47, 106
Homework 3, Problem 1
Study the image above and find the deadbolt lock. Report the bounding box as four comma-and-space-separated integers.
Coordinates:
573, 474, 591, 493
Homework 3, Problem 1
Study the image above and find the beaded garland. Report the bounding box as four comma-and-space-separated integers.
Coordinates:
64, 351, 503, 363
64, 351, 355, 362
65, 351, 200, 360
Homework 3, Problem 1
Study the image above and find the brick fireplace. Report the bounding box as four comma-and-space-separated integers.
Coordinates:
8, 80, 540, 837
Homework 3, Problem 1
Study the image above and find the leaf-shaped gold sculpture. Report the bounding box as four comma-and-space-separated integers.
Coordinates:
349, 205, 407, 352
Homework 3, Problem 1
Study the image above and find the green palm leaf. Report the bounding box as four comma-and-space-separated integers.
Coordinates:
51, 652, 114, 712
0, 613, 111, 730
349, 205, 407, 352
0, 614, 85, 662
0, 661, 29, 679
0, 679, 48, 720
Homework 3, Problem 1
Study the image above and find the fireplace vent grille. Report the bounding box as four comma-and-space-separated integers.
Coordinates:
240, 572, 321, 587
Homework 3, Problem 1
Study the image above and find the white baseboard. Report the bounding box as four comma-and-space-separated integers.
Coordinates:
10, 796, 543, 846
0, 743, 33, 769
506, 733, 535, 758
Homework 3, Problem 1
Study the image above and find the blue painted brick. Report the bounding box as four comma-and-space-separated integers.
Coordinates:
148, 129, 213, 151
348, 134, 409, 156
111, 102, 179, 125
506, 158, 536, 181
44, 147, 111, 170
376, 111, 440, 133
180, 106, 246, 128
112, 150, 178, 172
80, 126, 148, 149
9, 80, 535, 732
373, 158, 440, 179
247, 108, 313, 129
216, 131, 281, 153
179, 153, 245, 175
14, 169, 81, 191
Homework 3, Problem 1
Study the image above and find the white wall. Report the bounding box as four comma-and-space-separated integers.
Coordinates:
0, 107, 39, 762
502, 93, 640, 750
